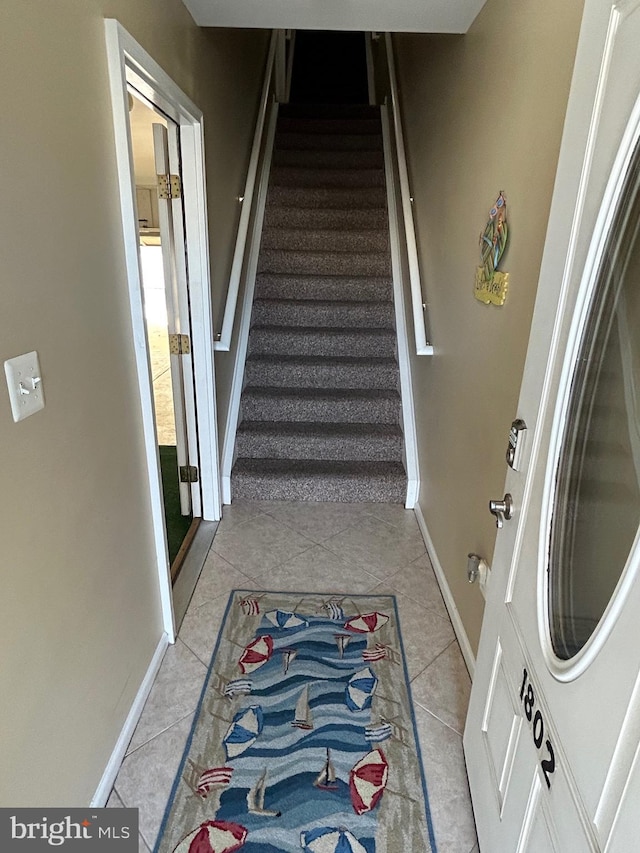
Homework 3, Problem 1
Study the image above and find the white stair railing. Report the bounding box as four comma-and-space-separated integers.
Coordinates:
379, 33, 433, 356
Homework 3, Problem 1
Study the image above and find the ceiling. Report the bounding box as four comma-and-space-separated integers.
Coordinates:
181, 0, 487, 33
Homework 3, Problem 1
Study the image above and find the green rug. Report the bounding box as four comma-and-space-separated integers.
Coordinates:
159, 445, 192, 566
155, 590, 437, 853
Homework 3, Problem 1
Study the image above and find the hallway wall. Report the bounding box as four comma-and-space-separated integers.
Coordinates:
394, 0, 585, 655
0, 0, 266, 804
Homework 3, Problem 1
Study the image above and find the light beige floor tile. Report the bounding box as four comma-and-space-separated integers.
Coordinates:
106, 788, 124, 807
152, 370, 176, 446
112, 497, 477, 851
387, 554, 449, 620
188, 550, 257, 610
323, 513, 425, 579
126, 640, 206, 754
115, 714, 194, 850
362, 502, 421, 534
254, 544, 381, 594
260, 500, 370, 544
211, 513, 313, 576
362, 580, 406, 602
147, 325, 171, 381
218, 500, 266, 532
414, 706, 478, 853
395, 592, 455, 679
179, 594, 231, 666
411, 641, 472, 735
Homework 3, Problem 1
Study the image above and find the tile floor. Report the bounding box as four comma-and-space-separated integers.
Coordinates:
108, 500, 479, 853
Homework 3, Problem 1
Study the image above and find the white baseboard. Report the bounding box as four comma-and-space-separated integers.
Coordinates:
414, 501, 476, 679
222, 475, 231, 506
91, 633, 170, 806
405, 478, 419, 510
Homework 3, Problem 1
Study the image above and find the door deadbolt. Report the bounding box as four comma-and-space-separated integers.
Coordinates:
489, 493, 513, 529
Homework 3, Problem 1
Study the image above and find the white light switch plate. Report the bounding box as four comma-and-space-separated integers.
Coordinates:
4, 351, 45, 422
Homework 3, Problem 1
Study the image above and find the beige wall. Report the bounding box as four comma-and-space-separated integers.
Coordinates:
0, 0, 266, 805
394, 0, 585, 654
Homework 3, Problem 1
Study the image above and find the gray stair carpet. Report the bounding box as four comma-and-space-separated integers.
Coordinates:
231, 103, 407, 503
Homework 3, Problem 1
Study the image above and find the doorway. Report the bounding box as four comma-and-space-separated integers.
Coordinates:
128, 95, 200, 578
105, 20, 221, 640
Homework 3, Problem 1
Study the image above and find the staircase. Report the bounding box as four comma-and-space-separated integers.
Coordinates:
230, 103, 408, 503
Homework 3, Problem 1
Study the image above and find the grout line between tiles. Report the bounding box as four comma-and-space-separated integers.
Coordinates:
152, 366, 171, 383
409, 638, 456, 684
124, 711, 196, 759
416, 703, 466, 739
179, 635, 217, 669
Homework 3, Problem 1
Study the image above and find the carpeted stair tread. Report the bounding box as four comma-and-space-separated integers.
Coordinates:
244, 354, 399, 389
231, 458, 407, 503
264, 206, 389, 231
251, 299, 394, 329
258, 248, 391, 277
248, 326, 397, 358
277, 117, 382, 136
270, 165, 385, 189
254, 273, 393, 302
275, 132, 384, 152
231, 100, 407, 503
241, 386, 401, 424
260, 226, 389, 254
267, 185, 387, 210
274, 148, 385, 170
235, 421, 403, 461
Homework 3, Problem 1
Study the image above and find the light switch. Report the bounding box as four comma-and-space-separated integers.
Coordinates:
4, 351, 45, 422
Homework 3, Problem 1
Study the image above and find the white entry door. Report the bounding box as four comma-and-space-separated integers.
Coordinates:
464, 2, 640, 851
152, 122, 201, 519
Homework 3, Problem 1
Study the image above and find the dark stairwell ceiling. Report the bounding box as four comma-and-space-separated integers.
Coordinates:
180, 0, 488, 33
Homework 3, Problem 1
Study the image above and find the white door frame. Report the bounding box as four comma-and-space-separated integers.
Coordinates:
105, 20, 221, 641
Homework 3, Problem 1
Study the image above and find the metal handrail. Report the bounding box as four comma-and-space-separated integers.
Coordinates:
214, 31, 280, 351
383, 33, 433, 355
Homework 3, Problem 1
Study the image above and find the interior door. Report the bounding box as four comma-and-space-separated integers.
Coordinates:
464, 2, 640, 851
152, 122, 201, 519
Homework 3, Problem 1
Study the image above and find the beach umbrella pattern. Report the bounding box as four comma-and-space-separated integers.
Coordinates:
345, 668, 378, 712
343, 612, 389, 634
349, 748, 389, 815
264, 610, 308, 630
238, 635, 274, 674
173, 820, 247, 853
223, 705, 264, 759
300, 826, 368, 853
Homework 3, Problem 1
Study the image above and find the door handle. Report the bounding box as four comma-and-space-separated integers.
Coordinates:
489, 493, 513, 529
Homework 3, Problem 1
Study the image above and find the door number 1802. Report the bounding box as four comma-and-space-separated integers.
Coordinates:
519, 668, 556, 788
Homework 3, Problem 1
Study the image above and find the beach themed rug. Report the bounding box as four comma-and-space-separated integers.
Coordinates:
154, 590, 437, 853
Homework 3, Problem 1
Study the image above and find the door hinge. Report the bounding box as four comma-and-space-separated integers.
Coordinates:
179, 465, 199, 483
168, 333, 191, 355
157, 173, 182, 199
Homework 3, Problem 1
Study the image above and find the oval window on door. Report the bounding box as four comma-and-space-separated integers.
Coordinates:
549, 139, 640, 661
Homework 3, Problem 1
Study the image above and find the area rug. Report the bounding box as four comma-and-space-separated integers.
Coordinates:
154, 590, 437, 853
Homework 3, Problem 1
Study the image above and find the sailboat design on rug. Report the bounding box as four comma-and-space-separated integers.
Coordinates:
292, 684, 314, 730
281, 647, 297, 675
247, 768, 281, 817
334, 634, 351, 659
314, 749, 339, 790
